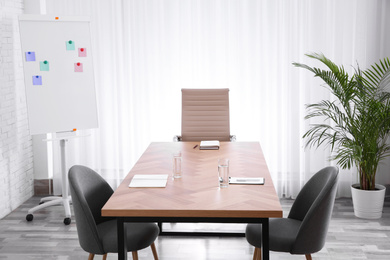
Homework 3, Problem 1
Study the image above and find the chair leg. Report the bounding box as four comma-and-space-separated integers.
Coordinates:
253, 247, 261, 260
132, 251, 138, 260
102, 254, 107, 260
88, 253, 94, 260
151, 242, 159, 260
305, 254, 312, 260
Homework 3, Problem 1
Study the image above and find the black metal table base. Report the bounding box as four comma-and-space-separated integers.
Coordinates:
117, 217, 269, 260
160, 231, 246, 237
157, 221, 245, 237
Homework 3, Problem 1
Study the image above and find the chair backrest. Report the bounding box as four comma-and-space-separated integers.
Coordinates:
181, 88, 231, 141
288, 166, 339, 254
68, 165, 114, 255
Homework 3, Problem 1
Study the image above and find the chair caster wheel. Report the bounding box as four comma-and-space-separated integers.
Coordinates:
64, 217, 71, 225
26, 214, 33, 221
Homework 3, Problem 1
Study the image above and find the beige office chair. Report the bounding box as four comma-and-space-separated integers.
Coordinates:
175, 88, 235, 141
167, 88, 235, 235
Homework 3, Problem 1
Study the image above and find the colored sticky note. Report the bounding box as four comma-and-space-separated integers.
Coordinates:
74, 62, 83, 72
40, 60, 50, 71
25, 52, 36, 61
32, 75, 42, 85
66, 40, 75, 50
78, 48, 87, 57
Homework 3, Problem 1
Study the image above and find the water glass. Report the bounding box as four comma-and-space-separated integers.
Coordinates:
218, 158, 229, 188
173, 151, 182, 179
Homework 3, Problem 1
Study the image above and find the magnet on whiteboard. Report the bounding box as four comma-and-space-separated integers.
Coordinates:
25, 51, 36, 61
40, 60, 50, 71
78, 48, 87, 57
74, 62, 83, 72
66, 40, 75, 50
32, 75, 42, 85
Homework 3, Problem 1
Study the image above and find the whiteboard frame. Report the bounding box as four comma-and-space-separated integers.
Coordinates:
19, 15, 99, 135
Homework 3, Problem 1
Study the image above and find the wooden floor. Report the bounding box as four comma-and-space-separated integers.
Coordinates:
0, 196, 389, 260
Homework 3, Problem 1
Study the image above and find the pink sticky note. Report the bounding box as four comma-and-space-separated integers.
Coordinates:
74, 62, 83, 72
78, 48, 87, 57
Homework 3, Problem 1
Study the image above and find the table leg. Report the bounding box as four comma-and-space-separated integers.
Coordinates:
117, 218, 127, 260
262, 218, 269, 260
158, 222, 163, 235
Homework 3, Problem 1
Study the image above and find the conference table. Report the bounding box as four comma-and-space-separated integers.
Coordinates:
102, 142, 282, 260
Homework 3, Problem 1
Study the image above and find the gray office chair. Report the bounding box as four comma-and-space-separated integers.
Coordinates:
68, 165, 159, 260
246, 166, 339, 260
174, 88, 235, 141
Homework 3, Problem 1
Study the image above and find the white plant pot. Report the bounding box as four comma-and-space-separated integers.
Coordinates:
351, 183, 386, 219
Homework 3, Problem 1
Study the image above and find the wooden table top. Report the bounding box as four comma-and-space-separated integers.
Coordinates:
102, 142, 282, 219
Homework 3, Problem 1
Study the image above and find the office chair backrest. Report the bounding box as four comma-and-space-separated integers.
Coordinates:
68, 165, 114, 255
181, 88, 231, 141
288, 166, 339, 254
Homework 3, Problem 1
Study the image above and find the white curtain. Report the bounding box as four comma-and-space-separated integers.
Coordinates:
45, 0, 390, 197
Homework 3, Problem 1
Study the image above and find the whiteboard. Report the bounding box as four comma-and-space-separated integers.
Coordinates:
19, 15, 98, 135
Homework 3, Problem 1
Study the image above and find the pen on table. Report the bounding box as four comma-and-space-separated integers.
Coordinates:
193, 145, 198, 149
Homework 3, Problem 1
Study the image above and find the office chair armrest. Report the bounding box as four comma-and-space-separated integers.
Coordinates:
230, 135, 236, 142
173, 135, 182, 142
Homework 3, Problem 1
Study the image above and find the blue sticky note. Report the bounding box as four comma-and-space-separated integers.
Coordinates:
25, 52, 36, 61
32, 75, 42, 85
66, 40, 75, 50
40, 60, 50, 71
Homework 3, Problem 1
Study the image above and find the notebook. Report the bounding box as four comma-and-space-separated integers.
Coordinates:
229, 177, 265, 185
129, 174, 168, 188
200, 140, 220, 150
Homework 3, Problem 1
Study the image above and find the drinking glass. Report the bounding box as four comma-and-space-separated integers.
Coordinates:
218, 158, 229, 188
173, 151, 182, 179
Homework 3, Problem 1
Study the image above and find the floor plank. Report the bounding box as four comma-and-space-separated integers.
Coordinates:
0, 197, 389, 259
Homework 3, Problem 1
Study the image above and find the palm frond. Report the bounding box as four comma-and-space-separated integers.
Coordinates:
295, 54, 390, 190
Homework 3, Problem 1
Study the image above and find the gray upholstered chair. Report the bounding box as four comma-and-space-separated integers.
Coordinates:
175, 88, 235, 141
246, 166, 339, 260
68, 165, 159, 260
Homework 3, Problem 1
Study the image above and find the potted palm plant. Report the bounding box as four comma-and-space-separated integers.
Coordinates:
294, 53, 390, 219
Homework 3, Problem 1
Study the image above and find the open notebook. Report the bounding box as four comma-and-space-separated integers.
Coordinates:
129, 174, 168, 188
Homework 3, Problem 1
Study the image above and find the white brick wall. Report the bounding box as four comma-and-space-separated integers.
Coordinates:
0, 0, 34, 219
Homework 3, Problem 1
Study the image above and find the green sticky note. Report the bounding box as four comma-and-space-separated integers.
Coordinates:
40, 60, 49, 71
66, 40, 75, 50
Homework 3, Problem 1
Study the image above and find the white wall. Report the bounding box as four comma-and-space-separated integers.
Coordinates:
0, 0, 34, 219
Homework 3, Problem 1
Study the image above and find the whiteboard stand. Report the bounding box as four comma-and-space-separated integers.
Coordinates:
26, 137, 75, 225
19, 15, 98, 225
